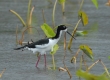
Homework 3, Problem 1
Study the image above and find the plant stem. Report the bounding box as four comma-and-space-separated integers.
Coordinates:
100, 60, 110, 77
52, 0, 58, 28
10, 10, 26, 27
0, 68, 6, 78
62, 2, 65, 15
28, 6, 34, 33
79, 55, 83, 70
79, 0, 84, 10
68, 19, 81, 49
42, 9, 46, 23
29, 6, 34, 26
63, 33, 72, 79
52, 54, 56, 70
27, 0, 32, 26
86, 59, 99, 72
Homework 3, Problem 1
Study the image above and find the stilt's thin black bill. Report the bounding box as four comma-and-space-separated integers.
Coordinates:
67, 31, 76, 40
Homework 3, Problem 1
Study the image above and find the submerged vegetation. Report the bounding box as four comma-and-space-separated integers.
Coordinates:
5, 0, 110, 80
10, 0, 34, 34
0, 68, 6, 78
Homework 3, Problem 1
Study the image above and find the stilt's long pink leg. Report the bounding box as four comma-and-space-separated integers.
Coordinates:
36, 54, 41, 67
44, 54, 46, 67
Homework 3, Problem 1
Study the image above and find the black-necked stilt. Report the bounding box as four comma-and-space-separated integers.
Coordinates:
14, 25, 75, 67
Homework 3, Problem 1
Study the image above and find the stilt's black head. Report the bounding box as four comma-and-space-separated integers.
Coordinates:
57, 25, 75, 39
57, 25, 67, 31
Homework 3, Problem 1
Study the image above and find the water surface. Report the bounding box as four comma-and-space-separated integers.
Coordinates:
0, 0, 110, 80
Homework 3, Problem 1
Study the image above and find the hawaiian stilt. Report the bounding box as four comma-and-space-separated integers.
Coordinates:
14, 25, 75, 67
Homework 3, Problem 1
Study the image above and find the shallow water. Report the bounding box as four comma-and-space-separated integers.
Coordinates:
0, 0, 110, 80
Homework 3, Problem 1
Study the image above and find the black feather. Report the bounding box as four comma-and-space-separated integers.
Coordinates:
14, 38, 49, 50
14, 45, 27, 50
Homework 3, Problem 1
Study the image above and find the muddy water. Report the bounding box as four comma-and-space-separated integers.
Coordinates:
0, 0, 110, 80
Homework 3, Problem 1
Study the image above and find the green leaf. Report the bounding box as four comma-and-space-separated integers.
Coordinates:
41, 23, 55, 37
75, 31, 88, 37
79, 45, 93, 59
91, 0, 98, 9
108, 56, 110, 60
50, 44, 59, 55
76, 69, 109, 80
78, 11, 88, 26
80, 22, 98, 37
58, 0, 65, 4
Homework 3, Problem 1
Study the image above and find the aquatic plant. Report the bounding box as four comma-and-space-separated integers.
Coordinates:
0, 68, 6, 78
76, 59, 110, 80
10, 0, 110, 80
10, 0, 34, 33
91, 0, 98, 9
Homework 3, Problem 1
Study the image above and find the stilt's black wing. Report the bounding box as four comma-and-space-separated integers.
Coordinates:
14, 38, 49, 50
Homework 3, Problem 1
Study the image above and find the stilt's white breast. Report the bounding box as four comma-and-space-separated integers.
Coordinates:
25, 38, 59, 54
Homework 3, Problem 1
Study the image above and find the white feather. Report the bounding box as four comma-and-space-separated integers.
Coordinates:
26, 31, 63, 55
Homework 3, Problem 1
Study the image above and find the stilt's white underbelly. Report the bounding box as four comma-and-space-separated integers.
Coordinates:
26, 38, 60, 55
26, 46, 51, 54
